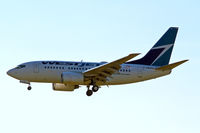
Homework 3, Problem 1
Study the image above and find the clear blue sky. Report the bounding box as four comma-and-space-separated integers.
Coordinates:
0, 0, 199, 133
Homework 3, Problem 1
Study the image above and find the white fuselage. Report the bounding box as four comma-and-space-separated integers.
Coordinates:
8, 61, 171, 86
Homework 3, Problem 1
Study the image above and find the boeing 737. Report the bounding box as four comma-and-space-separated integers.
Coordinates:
7, 27, 188, 96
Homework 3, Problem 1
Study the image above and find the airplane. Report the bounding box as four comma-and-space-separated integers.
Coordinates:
7, 27, 188, 96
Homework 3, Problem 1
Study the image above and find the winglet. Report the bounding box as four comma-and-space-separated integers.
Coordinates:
155, 59, 188, 71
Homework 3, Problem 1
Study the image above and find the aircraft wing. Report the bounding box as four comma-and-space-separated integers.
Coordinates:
83, 53, 140, 83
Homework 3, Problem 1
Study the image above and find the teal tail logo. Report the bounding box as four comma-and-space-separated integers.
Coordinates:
126, 27, 178, 66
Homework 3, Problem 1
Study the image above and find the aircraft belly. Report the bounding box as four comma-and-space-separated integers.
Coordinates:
106, 70, 170, 85
107, 74, 138, 85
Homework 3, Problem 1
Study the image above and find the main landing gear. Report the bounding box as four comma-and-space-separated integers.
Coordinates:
92, 86, 99, 92
86, 85, 99, 96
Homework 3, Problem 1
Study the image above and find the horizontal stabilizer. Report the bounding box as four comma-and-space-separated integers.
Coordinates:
155, 60, 188, 71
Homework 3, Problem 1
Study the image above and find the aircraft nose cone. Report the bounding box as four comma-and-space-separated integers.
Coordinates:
7, 69, 21, 80
7, 69, 16, 77
7, 69, 12, 76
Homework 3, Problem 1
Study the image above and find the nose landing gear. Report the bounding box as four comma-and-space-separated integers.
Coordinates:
27, 86, 32, 90
20, 80, 32, 91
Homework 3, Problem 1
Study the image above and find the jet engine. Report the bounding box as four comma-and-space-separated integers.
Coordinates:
52, 83, 79, 91
62, 72, 84, 84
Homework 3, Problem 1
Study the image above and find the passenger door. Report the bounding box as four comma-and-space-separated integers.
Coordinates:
33, 63, 39, 73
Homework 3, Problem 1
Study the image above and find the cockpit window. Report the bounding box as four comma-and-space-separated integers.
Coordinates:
15, 65, 26, 69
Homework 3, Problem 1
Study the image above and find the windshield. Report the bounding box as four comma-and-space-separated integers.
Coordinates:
15, 65, 26, 69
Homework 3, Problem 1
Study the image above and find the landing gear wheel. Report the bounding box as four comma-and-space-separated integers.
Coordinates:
86, 90, 93, 96
92, 86, 99, 92
27, 86, 32, 90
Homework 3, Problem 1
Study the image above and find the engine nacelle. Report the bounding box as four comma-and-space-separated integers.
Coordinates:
52, 83, 79, 91
62, 72, 84, 84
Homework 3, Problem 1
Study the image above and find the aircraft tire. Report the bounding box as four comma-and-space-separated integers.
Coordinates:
86, 90, 93, 96
92, 86, 99, 92
27, 86, 32, 90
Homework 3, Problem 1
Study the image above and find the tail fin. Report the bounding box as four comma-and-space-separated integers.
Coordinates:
126, 27, 179, 66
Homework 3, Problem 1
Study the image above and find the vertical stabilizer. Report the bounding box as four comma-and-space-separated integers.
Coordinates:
126, 27, 179, 66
